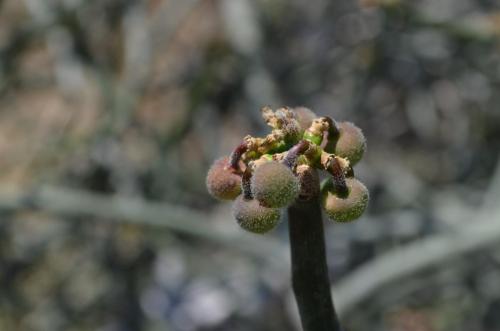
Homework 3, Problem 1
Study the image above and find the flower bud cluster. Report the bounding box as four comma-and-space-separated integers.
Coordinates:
206, 106, 369, 233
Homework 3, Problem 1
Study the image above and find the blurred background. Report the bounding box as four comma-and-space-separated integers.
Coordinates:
1, 0, 500, 330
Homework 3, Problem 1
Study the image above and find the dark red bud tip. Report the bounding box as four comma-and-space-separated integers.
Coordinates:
229, 142, 248, 172
325, 157, 348, 197
320, 116, 340, 150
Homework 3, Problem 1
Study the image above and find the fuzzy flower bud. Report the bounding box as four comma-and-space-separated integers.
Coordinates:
251, 161, 299, 208
206, 157, 242, 201
321, 177, 369, 222
332, 122, 366, 165
232, 196, 281, 234
294, 107, 317, 130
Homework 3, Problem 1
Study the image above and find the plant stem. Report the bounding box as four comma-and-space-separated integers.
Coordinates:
241, 167, 253, 200
288, 199, 343, 331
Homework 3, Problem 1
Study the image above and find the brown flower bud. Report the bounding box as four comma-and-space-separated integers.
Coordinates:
206, 157, 242, 201
332, 122, 366, 165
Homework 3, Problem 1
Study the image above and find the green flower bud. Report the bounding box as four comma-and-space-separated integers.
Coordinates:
206, 157, 242, 201
294, 107, 318, 130
321, 177, 369, 222
251, 161, 300, 208
232, 196, 281, 234
333, 122, 366, 165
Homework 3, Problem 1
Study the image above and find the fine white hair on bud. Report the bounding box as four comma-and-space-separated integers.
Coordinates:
206, 157, 242, 201
251, 161, 299, 208
333, 122, 366, 165
294, 106, 317, 130
232, 196, 281, 234
321, 177, 369, 222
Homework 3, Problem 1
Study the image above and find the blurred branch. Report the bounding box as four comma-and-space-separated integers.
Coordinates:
0, 23, 48, 92
334, 213, 500, 315
333, 160, 500, 316
413, 13, 500, 42
380, 1, 500, 42
219, 0, 281, 113
0, 186, 287, 266
481, 155, 500, 211
105, 0, 203, 134
150, 0, 202, 51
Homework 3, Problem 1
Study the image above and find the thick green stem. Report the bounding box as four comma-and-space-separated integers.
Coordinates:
288, 199, 343, 331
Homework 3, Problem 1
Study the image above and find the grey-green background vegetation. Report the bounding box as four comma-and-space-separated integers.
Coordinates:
1, 0, 500, 330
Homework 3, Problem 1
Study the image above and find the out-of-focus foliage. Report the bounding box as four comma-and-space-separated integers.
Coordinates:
0, 0, 500, 330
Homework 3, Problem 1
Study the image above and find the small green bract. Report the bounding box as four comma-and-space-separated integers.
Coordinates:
251, 161, 299, 208
206, 157, 242, 201
232, 196, 281, 234
321, 177, 369, 222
